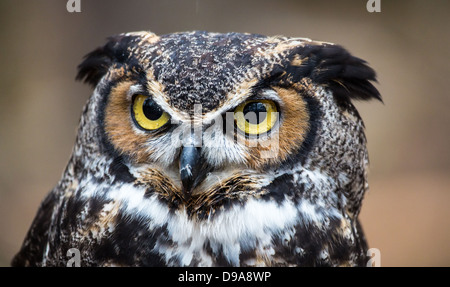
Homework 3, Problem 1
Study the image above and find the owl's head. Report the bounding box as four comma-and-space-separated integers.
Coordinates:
74, 31, 380, 218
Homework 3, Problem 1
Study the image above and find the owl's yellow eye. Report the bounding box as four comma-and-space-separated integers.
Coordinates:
234, 100, 278, 136
132, 95, 170, 131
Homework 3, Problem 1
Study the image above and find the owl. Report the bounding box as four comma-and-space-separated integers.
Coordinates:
12, 31, 380, 267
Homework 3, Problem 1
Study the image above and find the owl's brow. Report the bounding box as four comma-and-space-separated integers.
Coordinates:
184, 78, 251, 119
204, 91, 281, 126
127, 84, 145, 99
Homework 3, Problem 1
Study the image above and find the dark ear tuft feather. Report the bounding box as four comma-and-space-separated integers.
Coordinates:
289, 44, 382, 105
76, 34, 134, 87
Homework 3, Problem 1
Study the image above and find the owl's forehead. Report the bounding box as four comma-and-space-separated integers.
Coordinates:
127, 31, 292, 112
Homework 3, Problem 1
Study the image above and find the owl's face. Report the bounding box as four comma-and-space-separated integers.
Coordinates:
75, 31, 379, 219
12, 31, 381, 267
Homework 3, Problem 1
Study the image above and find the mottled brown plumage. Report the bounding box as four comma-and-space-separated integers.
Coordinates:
13, 31, 380, 267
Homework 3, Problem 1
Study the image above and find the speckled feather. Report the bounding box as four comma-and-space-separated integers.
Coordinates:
12, 31, 379, 267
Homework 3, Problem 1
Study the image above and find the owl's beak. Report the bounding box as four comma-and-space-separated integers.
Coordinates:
179, 145, 202, 198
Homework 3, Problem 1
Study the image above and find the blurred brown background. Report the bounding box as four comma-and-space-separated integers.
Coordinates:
0, 0, 449, 267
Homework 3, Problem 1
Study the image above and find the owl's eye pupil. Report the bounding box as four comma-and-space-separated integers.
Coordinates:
243, 102, 267, 124
143, 98, 163, 121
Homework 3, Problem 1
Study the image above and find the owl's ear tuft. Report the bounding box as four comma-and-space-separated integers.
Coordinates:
289, 44, 382, 105
76, 34, 135, 87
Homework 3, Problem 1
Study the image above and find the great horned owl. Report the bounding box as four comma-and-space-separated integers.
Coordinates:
12, 31, 380, 267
